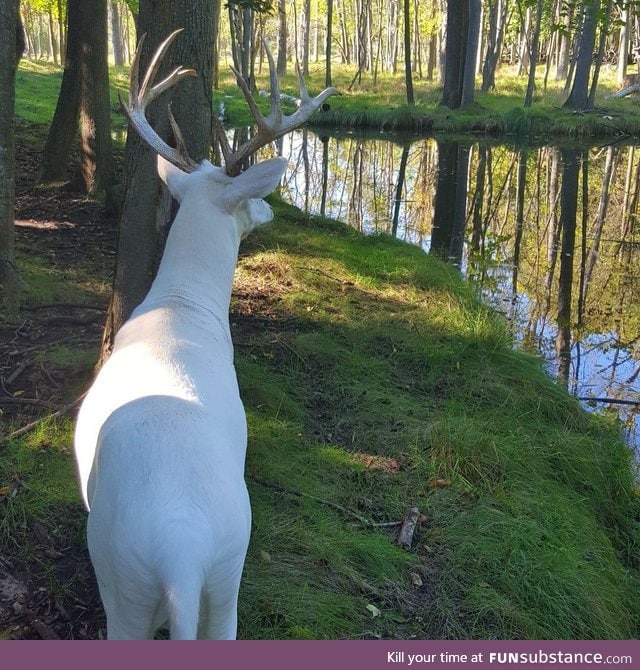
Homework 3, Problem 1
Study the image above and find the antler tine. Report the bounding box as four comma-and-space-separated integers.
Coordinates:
223, 41, 339, 176
262, 38, 282, 122
122, 29, 199, 173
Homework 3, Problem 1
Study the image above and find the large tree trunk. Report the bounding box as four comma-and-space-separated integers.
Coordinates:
461, 0, 481, 106
440, 0, 467, 108
99, 0, 215, 363
78, 0, 113, 194
1, 0, 20, 309
41, 0, 113, 196
564, 0, 600, 110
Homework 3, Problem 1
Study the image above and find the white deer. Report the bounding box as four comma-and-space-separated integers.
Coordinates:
73, 30, 336, 640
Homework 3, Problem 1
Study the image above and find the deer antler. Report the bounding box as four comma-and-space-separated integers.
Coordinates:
121, 29, 200, 173
215, 39, 338, 177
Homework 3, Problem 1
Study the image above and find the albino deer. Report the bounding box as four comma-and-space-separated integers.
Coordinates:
73, 30, 337, 640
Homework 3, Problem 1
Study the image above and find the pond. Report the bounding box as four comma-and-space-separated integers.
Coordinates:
249, 129, 640, 456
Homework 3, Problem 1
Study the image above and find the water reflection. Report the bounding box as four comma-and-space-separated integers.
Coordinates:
254, 130, 640, 453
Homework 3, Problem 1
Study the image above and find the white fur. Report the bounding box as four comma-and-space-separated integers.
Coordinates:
74, 156, 287, 639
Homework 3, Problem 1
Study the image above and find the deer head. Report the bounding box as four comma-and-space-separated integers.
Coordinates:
121, 29, 338, 215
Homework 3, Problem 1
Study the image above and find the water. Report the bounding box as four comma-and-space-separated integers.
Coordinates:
250, 130, 640, 454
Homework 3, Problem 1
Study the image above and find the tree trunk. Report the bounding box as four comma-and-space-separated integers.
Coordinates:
524, 0, 543, 107
461, 0, 481, 106
99, 0, 215, 363
392, 146, 410, 236
77, 0, 113, 195
1, 0, 20, 310
481, 0, 503, 92
277, 0, 287, 76
41, 0, 83, 183
302, 0, 311, 75
587, 0, 612, 107
326, 0, 333, 86
556, 147, 580, 385
555, 5, 571, 80
41, 0, 113, 196
403, 0, 414, 103
48, 9, 59, 65
16, 0, 26, 65
111, 1, 125, 66
440, 0, 467, 108
617, 5, 629, 85
564, 0, 600, 110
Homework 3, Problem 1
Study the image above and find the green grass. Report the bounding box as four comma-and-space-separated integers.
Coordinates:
5, 59, 640, 639
215, 61, 640, 140
2, 198, 639, 639
225, 202, 640, 639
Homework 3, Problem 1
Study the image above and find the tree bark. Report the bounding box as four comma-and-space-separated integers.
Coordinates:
16, 0, 26, 65
77, 0, 113, 195
524, 0, 543, 106
564, 0, 600, 110
461, 0, 481, 107
617, 4, 629, 85
403, 0, 414, 104
41, 0, 114, 195
1, 0, 20, 309
277, 0, 287, 76
99, 0, 215, 363
481, 0, 503, 92
440, 0, 467, 108
110, 1, 125, 66
326, 0, 333, 86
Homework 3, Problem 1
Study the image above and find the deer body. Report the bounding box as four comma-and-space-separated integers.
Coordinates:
73, 29, 335, 641
74, 157, 287, 639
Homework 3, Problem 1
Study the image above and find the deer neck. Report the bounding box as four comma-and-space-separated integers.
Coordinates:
146, 196, 241, 322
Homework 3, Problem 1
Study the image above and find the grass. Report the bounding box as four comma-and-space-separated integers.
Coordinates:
2, 195, 639, 639
215, 61, 640, 140
4, 58, 640, 640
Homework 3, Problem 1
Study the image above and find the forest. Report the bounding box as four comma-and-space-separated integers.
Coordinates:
1, 0, 640, 645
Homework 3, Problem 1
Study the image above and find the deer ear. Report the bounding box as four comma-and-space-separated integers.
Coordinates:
157, 155, 190, 202
223, 157, 287, 211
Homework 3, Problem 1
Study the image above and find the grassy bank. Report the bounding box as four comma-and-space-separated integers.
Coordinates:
2, 186, 639, 638
216, 62, 640, 140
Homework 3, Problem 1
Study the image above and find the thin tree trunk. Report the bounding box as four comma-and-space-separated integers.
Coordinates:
587, 0, 613, 107
277, 0, 287, 75
392, 146, 410, 236
524, 0, 543, 106
617, 5, 629, 85
0, 0, 20, 309
564, 0, 600, 110
111, 1, 125, 66
326, 0, 333, 86
403, 0, 414, 103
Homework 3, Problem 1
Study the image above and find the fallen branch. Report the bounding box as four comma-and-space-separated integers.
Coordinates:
578, 396, 640, 407
0, 393, 87, 449
22, 302, 106, 312
397, 506, 420, 550
0, 396, 57, 409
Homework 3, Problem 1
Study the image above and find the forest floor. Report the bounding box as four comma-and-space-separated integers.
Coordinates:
1, 122, 639, 640
0, 132, 112, 639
